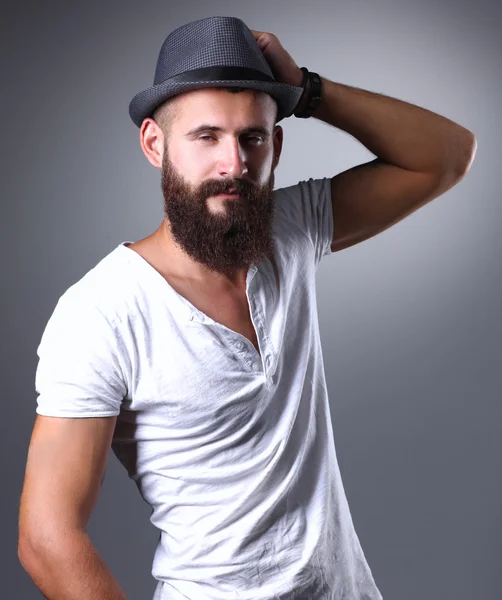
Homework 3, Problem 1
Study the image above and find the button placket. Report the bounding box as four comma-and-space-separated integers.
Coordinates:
245, 281, 264, 373
235, 262, 275, 376
252, 310, 275, 376
230, 335, 259, 372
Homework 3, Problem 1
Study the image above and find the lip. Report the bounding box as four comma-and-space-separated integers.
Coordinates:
216, 192, 241, 198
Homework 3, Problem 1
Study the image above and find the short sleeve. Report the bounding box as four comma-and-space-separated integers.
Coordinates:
273, 177, 334, 266
35, 288, 127, 418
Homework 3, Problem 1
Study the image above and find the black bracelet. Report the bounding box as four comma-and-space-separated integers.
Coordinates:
294, 67, 323, 118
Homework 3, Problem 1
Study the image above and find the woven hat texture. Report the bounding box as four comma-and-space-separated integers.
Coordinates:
128, 16, 304, 127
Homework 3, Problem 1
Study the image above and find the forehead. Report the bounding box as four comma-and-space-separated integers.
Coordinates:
170, 88, 277, 129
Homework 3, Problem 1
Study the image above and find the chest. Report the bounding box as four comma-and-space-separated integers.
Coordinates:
167, 279, 261, 357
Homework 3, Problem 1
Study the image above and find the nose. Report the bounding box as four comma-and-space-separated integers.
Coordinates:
217, 138, 248, 179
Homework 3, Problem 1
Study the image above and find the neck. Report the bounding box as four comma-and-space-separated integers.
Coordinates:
153, 219, 251, 289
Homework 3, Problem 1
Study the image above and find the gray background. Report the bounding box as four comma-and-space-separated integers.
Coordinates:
3, 0, 500, 598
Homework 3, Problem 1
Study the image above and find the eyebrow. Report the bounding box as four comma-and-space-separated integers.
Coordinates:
184, 124, 271, 137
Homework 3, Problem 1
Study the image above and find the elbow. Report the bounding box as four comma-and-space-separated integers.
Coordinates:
18, 531, 42, 575
452, 130, 478, 179
18, 509, 47, 572
18, 522, 74, 574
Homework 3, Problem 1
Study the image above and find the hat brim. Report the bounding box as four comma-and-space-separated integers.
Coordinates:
128, 79, 304, 127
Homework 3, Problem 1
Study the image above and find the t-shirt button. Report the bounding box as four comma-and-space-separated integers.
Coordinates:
252, 361, 261, 371
236, 341, 244, 350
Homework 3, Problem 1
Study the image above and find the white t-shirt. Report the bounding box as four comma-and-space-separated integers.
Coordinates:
35, 177, 383, 600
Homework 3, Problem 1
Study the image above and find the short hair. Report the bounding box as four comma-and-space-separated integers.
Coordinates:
152, 87, 278, 137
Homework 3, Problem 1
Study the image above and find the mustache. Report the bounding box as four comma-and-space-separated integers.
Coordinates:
198, 178, 259, 198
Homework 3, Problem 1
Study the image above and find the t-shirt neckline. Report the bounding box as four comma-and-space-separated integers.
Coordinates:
116, 241, 260, 323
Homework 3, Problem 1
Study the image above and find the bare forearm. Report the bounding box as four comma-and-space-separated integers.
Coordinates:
312, 76, 476, 175
19, 530, 128, 600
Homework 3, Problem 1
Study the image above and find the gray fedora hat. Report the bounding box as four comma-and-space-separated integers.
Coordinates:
128, 16, 304, 127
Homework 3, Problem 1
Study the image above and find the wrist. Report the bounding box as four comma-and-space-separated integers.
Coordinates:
294, 71, 312, 113
294, 68, 322, 118
291, 66, 304, 88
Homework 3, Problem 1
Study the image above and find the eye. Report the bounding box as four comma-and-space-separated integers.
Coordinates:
244, 136, 264, 145
199, 135, 215, 142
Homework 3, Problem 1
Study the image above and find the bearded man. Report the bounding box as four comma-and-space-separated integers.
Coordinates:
18, 15, 476, 600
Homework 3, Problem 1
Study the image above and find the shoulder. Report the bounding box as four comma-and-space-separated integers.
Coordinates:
51, 243, 136, 329
272, 176, 332, 233
273, 177, 331, 202
271, 177, 334, 266
273, 177, 332, 225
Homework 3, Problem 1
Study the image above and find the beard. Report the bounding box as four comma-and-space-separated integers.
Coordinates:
160, 146, 276, 279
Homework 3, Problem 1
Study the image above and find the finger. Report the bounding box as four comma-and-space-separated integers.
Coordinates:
250, 29, 269, 49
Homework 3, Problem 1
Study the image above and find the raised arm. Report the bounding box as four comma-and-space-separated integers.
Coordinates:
251, 29, 477, 253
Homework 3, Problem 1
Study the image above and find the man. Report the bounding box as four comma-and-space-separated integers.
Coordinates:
18, 15, 476, 600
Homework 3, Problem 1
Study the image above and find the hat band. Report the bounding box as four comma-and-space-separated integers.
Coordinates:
158, 66, 276, 86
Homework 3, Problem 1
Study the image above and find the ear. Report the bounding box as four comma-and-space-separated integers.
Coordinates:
272, 124, 283, 169
139, 118, 165, 168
